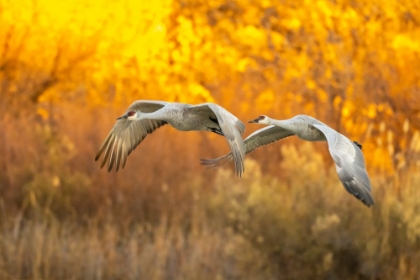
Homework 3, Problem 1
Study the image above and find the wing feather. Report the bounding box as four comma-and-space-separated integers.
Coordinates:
190, 103, 246, 176
313, 123, 374, 206
201, 125, 294, 168
95, 101, 168, 171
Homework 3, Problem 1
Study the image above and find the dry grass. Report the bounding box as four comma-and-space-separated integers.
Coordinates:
0, 202, 269, 280
1, 141, 420, 279
1, 106, 420, 279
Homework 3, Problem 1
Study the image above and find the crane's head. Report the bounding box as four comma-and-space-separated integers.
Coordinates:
117, 110, 138, 121
249, 115, 270, 124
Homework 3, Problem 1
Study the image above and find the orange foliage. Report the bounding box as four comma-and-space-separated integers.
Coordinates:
1, 0, 419, 197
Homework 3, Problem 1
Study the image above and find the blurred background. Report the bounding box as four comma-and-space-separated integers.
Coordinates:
1, 0, 420, 279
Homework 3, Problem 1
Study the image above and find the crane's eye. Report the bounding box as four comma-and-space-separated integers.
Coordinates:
127, 111, 136, 117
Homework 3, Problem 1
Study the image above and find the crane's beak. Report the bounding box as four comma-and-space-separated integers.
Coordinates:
117, 115, 127, 120
248, 118, 259, 123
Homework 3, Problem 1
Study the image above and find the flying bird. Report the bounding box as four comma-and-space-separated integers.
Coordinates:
201, 114, 374, 206
96, 100, 245, 176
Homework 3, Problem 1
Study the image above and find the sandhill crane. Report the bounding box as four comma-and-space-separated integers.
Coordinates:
201, 114, 374, 206
96, 100, 245, 176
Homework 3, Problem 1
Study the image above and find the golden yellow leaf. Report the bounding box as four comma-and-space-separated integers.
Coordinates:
256, 88, 275, 111
236, 25, 266, 49
281, 18, 301, 31
37, 108, 49, 120
306, 79, 317, 90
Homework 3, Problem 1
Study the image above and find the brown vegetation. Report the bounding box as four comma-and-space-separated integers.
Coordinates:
1, 0, 420, 279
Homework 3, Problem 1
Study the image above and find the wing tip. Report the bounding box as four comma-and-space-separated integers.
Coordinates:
235, 167, 244, 178
360, 195, 374, 207
94, 153, 101, 161
351, 187, 375, 207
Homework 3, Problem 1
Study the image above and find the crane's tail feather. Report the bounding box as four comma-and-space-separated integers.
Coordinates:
200, 153, 233, 169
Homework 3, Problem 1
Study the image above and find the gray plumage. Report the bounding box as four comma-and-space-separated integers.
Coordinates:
201, 114, 374, 207
201, 125, 294, 167
96, 100, 245, 176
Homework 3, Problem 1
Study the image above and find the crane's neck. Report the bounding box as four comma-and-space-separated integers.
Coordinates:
137, 110, 162, 120
268, 118, 295, 130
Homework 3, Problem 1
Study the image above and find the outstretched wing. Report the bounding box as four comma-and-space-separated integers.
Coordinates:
201, 125, 294, 169
95, 100, 168, 172
313, 123, 374, 207
190, 103, 245, 176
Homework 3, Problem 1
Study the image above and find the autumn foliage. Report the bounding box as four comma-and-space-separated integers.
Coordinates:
1, 0, 420, 278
